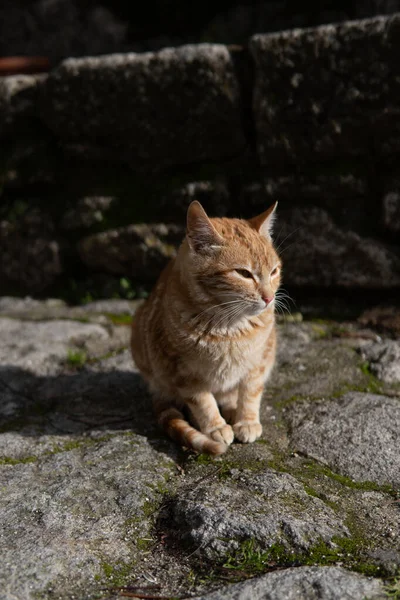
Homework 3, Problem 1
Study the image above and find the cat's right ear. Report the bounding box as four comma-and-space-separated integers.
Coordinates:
186, 201, 223, 254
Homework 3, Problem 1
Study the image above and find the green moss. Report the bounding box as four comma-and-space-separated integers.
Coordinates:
66, 349, 87, 368
311, 323, 330, 339
136, 537, 153, 551
0, 455, 37, 465
385, 576, 400, 599
43, 434, 116, 458
223, 539, 286, 573
301, 460, 395, 495
99, 560, 135, 587
303, 484, 320, 498
220, 535, 383, 579
142, 499, 160, 518
194, 453, 215, 466
105, 312, 132, 325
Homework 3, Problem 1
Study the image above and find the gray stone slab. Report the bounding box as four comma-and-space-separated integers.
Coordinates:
0, 74, 44, 137
251, 15, 400, 165
274, 207, 400, 288
287, 392, 400, 486
41, 45, 246, 168
362, 340, 400, 383
79, 223, 184, 279
191, 566, 384, 600
169, 469, 348, 560
0, 432, 176, 600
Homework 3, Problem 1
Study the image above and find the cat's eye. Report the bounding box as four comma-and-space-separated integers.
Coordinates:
271, 266, 280, 277
235, 269, 253, 279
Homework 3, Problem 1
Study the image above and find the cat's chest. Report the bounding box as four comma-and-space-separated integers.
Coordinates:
189, 330, 268, 391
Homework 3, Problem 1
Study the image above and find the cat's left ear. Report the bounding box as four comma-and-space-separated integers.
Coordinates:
186, 201, 224, 254
249, 202, 278, 239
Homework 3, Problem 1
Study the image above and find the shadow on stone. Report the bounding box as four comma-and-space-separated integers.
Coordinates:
0, 364, 176, 455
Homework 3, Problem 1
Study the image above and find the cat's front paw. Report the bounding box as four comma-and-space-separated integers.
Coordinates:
233, 421, 262, 443
207, 424, 234, 446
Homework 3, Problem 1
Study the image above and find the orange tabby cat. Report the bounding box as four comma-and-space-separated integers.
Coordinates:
131, 201, 281, 455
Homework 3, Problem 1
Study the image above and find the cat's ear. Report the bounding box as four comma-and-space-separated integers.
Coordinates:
186, 201, 223, 253
249, 202, 278, 238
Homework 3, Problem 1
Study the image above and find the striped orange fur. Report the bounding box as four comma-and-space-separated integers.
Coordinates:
131, 201, 281, 455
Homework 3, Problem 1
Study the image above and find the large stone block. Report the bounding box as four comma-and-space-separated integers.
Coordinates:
41, 45, 246, 169
79, 223, 184, 280
0, 209, 62, 293
277, 207, 400, 288
251, 15, 400, 166
0, 74, 44, 138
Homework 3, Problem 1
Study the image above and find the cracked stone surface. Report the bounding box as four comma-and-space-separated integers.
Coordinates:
0, 298, 399, 600
192, 566, 384, 600
286, 392, 400, 486
169, 469, 349, 560
362, 340, 400, 383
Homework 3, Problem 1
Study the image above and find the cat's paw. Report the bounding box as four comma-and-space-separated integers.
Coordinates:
207, 424, 234, 446
233, 421, 262, 443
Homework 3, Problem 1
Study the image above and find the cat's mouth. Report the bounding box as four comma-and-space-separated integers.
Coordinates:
248, 298, 274, 316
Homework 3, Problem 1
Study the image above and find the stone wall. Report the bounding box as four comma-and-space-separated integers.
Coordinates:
1, 13, 400, 299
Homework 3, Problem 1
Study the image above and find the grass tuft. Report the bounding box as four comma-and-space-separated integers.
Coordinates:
66, 349, 87, 368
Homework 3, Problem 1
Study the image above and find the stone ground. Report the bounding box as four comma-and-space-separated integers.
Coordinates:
0, 297, 399, 600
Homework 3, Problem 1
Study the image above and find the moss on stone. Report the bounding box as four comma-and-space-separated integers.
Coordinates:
136, 537, 154, 551
223, 539, 286, 573
98, 559, 136, 588
66, 348, 87, 368
0, 455, 37, 465
219, 535, 385, 579
384, 575, 400, 599
104, 313, 132, 325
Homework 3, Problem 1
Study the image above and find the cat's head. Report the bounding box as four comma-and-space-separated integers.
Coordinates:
184, 201, 282, 320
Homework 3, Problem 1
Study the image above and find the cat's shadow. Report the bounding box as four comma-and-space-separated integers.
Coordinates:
0, 364, 178, 458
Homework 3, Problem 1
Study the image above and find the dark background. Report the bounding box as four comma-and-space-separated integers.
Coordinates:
1, 0, 399, 62
1, 0, 400, 312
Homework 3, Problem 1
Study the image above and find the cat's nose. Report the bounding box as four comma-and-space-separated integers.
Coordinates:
262, 295, 274, 305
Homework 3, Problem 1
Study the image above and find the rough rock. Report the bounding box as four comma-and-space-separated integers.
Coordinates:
275, 207, 400, 288
0, 317, 121, 380
1, 303, 399, 599
383, 186, 400, 232
0, 209, 62, 292
251, 15, 400, 165
168, 469, 348, 560
362, 340, 400, 383
79, 223, 184, 280
192, 566, 385, 600
0, 296, 140, 323
238, 174, 368, 230
272, 321, 370, 401
0, 74, 44, 137
0, 432, 176, 600
41, 45, 246, 168
160, 180, 231, 221
60, 195, 117, 230
358, 305, 400, 337
286, 392, 400, 486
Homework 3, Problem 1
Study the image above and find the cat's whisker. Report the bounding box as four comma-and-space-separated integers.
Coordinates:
277, 240, 298, 256
213, 303, 246, 329
275, 227, 302, 254
275, 289, 296, 312
192, 299, 243, 320
210, 301, 251, 331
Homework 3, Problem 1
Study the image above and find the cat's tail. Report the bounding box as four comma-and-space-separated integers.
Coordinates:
157, 407, 228, 455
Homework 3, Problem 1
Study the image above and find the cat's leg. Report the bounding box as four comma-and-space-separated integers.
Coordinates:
184, 391, 234, 446
233, 367, 266, 443
215, 388, 238, 424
